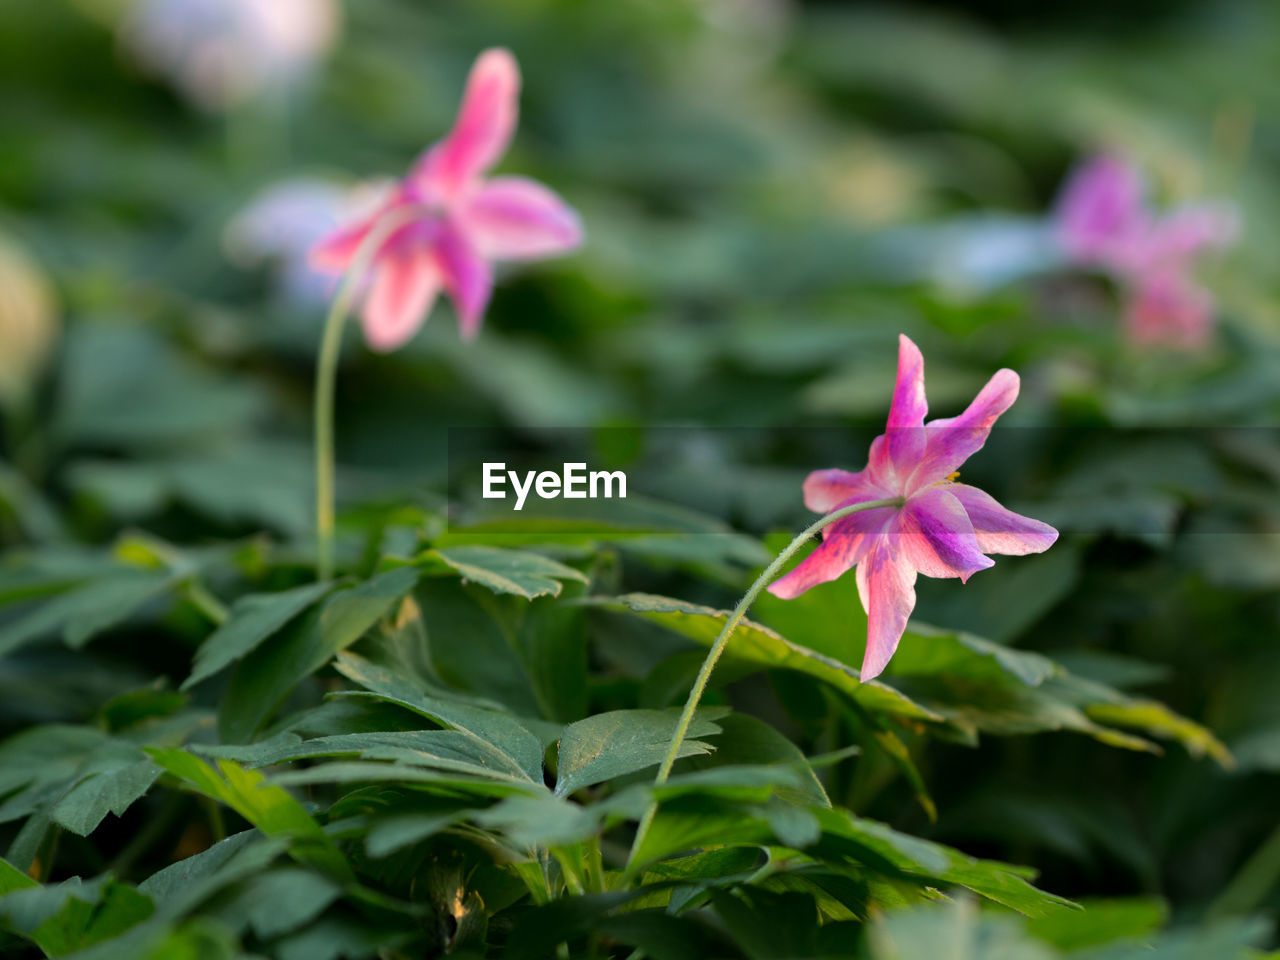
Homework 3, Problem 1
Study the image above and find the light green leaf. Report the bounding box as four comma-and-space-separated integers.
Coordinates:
146, 750, 351, 882
0, 856, 36, 895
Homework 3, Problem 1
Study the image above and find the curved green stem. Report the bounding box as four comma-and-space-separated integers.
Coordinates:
625, 496, 903, 874
313, 205, 427, 581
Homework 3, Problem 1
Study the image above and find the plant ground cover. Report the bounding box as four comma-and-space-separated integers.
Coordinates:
2, 1, 1280, 958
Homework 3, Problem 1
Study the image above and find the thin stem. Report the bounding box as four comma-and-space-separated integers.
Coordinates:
625, 497, 903, 873
185, 580, 229, 625
313, 205, 428, 581
1209, 818, 1280, 920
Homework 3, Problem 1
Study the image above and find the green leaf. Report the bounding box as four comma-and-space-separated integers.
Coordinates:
0, 875, 155, 957
518, 585, 590, 723
1027, 898, 1168, 950
412, 578, 544, 718
51, 759, 160, 837
137, 829, 270, 907
273, 915, 417, 960
146, 750, 351, 882
710, 887, 824, 960
425, 545, 588, 599
474, 793, 601, 847
0, 857, 36, 895
0, 724, 161, 839
0, 571, 176, 659
201, 729, 539, 786
870, 897, 1057, 960
218, 567, 420, 742
333, 651, 546, 784
1068, 684, 1235, 769
365, 812, 466, 858
815, 811, 1076, 918
680, 712, 832, 808
211, 868, 341, 940
555, 708, 725, 796
586, 593, 942, 723
183, 580, 334, 689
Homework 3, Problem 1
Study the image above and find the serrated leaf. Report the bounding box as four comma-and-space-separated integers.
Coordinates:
0, 572, 176, 659
426, 546, 588, 599
586, 593, 942, 723
218, 567, 420, 742
183, 580, 334, 689
201, 729, 537, 785
0, 875, 155, 958
147, 750, 351, 882
815, 811, 1077, 918
333, 652, 545, 783
555, 708, 725, 797
51, 760, 160, 837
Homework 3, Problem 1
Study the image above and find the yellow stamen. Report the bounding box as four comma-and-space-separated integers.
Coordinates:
945, 471, 960, 482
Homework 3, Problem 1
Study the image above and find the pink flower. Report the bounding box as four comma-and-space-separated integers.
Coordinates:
768, 335, 1058, 681
309, 49, 582, 351
123, 0, 340, 110
1054, 155, 1237, 348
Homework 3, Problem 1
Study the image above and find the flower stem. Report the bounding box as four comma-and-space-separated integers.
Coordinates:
313, 205, 427, 581
625, 496, 903, 873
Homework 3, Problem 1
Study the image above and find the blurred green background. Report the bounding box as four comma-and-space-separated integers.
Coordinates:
3, 0, 1280, 946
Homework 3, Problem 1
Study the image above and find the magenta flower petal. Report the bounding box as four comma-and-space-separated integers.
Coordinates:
459, 177, 583, 260
1126, 271, 1213, 349
434, 221, 493, 340
361, 249, 441, 352
310, 217, 374, 272
768, 506, 896, 600
308, 48, 582, 346
912, 368, 1020, 490
897, 486, 993, 582
855, 540, 917, 681
949, 484, 1058, 556
884, 334, 928, 475
1055, 154, 1147, 269
771, 336, 1057, 680
801, 468, 888, 513
1139, 203, 1238, 271
415, 48, 519, 198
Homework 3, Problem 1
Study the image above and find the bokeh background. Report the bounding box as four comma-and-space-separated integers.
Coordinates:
3, 0, 1280, 946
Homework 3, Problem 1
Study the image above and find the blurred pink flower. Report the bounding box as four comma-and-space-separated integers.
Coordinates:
1055, 154, 1237, 348
310, 49, 583, 351
768, 335, 1058, 680
225, 177, 390, 307
123, 0, 340, 110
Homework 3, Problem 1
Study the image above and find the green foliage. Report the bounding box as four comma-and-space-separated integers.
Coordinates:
1, 0, 1278, 956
